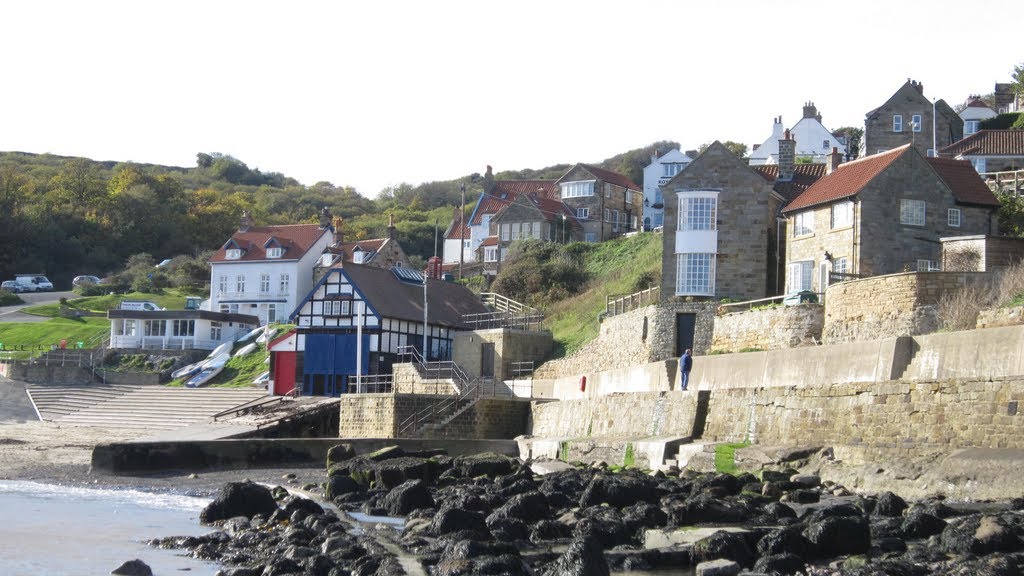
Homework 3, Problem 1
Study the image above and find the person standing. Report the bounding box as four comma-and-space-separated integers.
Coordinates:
679, 348, 692, 391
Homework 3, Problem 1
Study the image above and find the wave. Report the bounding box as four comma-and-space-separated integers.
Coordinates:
0, 480, 209, 511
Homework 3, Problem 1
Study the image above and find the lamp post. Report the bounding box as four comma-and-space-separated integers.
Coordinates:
560, 213, 566, 243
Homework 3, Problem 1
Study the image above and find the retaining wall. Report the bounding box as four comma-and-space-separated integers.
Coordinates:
530, 391, 701, 438
339, 394, 530, 439
711, 304, 824, 352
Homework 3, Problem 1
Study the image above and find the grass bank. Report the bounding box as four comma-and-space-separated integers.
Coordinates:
0, 317, 110, 356
21, 289, 197, 317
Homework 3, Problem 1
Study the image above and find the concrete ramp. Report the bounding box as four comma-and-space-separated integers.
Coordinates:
28, 386, 267, 431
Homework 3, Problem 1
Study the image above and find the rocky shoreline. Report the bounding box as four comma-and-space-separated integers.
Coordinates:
148, 444, 1024, 576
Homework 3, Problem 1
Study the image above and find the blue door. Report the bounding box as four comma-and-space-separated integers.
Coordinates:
303, 333, 370, 396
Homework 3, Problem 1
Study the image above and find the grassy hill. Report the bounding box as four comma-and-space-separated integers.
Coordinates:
541, 232, 662, 357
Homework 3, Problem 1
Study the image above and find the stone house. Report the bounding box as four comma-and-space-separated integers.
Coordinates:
555, 163, 641, 242
442, 166, 558, 264
864, 79, 962, 158
642, 149, 694, 230
480, 193, 582, 277
317, 214, 411, 279
781, 144, 1000, 294
748, 102, 846, 165
939, 130, 1024, 174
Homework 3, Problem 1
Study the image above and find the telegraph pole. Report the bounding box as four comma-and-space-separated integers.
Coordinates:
459, 183, 465, 281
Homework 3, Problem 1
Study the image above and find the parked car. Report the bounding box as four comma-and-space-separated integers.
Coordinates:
73, 275, 103, 287
118, 300, 164, 311
1, 280, 23, 293
14, 275, 53, 292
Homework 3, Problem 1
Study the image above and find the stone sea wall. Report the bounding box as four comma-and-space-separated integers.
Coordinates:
339, 394, 529, 440
530, 391, 701, 438
711, 304, 824, 352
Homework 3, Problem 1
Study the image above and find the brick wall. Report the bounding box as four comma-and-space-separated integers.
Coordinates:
711, 304, 824, 352
823, 271, 991, 343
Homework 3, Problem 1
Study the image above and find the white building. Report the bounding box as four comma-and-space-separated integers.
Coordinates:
208, 210, 335, 325
642, 149, 692, 230
959, 96, 997, 138
748, 103, 846, 165
108, 309, 258, 351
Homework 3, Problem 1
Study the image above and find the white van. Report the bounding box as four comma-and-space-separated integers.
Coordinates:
14, 275, 53, 292
119, 300, 164, 311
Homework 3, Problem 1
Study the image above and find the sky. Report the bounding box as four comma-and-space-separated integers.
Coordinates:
1, 0, 1020, 198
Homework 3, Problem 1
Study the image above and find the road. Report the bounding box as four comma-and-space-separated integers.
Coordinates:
0, 291, 75, 323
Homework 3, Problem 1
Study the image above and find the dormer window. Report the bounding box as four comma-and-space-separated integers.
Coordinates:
225, 249, 242, 260
321, 253, 335, 267
267, 247, 284, 259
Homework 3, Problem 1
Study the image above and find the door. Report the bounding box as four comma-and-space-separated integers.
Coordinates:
819, 262, 829, 295
272, 351, 297, 396
675, 313, 696, 356
481, 343, 495, 378
303, 333, 370, 396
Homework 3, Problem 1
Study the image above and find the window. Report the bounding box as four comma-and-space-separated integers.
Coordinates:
260, 274, 270, 292
500, 224, 510, 241
462, 239, 471, 249
676, 253, 715, 296
225, 248, 241, 260
822, 139, 830, 149
900, 199, 926, 226
605, 183, 612, 198
604, 208, 611, 222
172, 320, 195, 337
965, 120, 980, 136
210, 322, 222, 341
576, 207, 589, 219
267, 304, 277, 323
831, 201, 853, 229
560, 181, 594, 198
677, 194, 718, 231
625, 190, 633, 204
218, 275, 228, 293
893, 114, 903, 132
663, 163, 683, 177
279, 274, 290, 292
948, 208, 961, 227
325, 299, 352, 317
511, 223, 521, 241
220, 303, 239, 314
612, 210, 620, 230
585, 232, 597, 242
144, 320, 166, 337
793, 212, 814, 236
927, 149, 935, 158
266, 247, 283, 258
532, 222, 542, 239
484, 246, 498, 262
788, 261, 814, 292
235, 274, 246, 292
911, 114, 922, 132
124, 319, 136, 337
917, 259, 941, 272
832, 257, 849, 274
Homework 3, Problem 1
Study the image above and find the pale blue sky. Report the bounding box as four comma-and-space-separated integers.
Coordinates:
1, 0, 1018, 196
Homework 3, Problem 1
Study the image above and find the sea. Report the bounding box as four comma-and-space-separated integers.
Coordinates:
0, 480, 220, 576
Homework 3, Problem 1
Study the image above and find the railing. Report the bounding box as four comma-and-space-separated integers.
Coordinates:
982, 169, 1024, 196
341, 373, 393, 394
606, 286, 660, 317
829, 272, 867, 284
468, 292, 545, 330
212, 395, 288, 421
717, 294, 788, 313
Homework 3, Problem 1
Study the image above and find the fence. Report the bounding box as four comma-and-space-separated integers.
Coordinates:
983, 169, 1024, 196
606, 286, 660, 317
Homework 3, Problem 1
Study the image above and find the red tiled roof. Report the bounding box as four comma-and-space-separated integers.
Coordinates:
752, 164, 827, 203
926, 157, 1000, 206
782, 147, 907, 213
579, 164, 641, 191
479, 236, 499, 247
444, 217, 470, 240
939, 130, 1024, 157
470, 180, 558, 226
526, 194, 583, 227
966, 99, 994, 109
210, 224, 330, 263
335, 238, 386, 255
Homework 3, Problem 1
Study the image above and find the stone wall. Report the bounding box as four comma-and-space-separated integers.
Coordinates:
339, 394, 530, 440
419, 398, 531, 440
453, 329, 552, 381
823, 271, 992, 343
530, 391, 701, 438
711, 304, 824, 352
339, 394, 396, 438
941, 235, 1024, 272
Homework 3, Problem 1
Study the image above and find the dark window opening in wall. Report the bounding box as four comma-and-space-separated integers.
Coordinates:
642, 317, 648, 341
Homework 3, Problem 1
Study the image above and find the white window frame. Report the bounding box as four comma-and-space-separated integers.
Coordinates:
500, 224, 510, 241
612, 210, 620, 230
172, 319, 195, 337
911, 114, 922, 132
917, 259, 941, 272
831, 201, 853, 229
266, 247, 283, 259
793, 211, 814, 236
260, 274, 270, 293
900, 199, 926, 226
235, 274, 246, 292
279, 274, 290, 292
893, 114, 903, 132
585, 232, 597, 242
560, 180, 594, 198
625, 190, 633, 204
675, 253, 715, 296
225, 248, 241, 260
576, 207, 589, 219
677, 193, 718, 231
484, 246, 498, 262
965, 120, 980, 136
948, 208, 961, 227
218, 275, 228, 293
788, 260, 814, 292
832, 257, 849, 274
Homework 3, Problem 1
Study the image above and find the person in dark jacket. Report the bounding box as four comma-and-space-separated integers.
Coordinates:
680, 348, 692, 390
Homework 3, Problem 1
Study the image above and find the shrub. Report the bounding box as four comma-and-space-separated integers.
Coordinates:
938, 283, 993, 331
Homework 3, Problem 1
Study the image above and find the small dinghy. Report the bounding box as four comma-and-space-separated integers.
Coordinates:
255, 327, 279, 344
234, 342, 257, 357
186, 354, 229, 388
207, 341, 233, 359
235, 325, 265, 343
171, 360, 204, 380
252, 370, 270, 386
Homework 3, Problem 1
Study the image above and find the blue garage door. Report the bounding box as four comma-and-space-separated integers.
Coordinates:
303, 333, 370, 396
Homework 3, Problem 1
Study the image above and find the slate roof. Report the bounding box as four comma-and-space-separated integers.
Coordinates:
939, 130, 1024, 157
338, 263, 488, 328
210, 224, 330, 263
751, 164, 827, 203
329, 238, 386, 258
782, 145, 999, 213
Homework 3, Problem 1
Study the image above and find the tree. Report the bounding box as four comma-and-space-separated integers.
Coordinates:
697, 141, 749, 158
833, 127, 863, 160
1012, 62, 1024, 99
997, 191, 1024, 237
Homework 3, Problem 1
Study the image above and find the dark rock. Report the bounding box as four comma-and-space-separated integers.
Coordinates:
574, 507, 635, 548
760, 469, 795, 483
326, 443, 355, 467
111, 558, 152, 576
694, 558, 741, 575
474, 554, 530, 575
756, 525, 813, 558
541, 536, 609, 576
281, 495, 324, 517
668, 494, 750, 525
692, 530, 754, 567
753, 552, 805, 575
901, 510, 946, 539
579, 472, 660, 508
789, 474, 821, 488
692, 473, 743, 496
802, 502, 864, 523
261, 557, 303, 575
487, 517, 530, 541
200, 481, 278, 523
531, 519, 572, 543
874, 536, 908, 553
382, 479, 434, 516
873, 491, 909, 517
940, 514, 1024, 555
781, 489, 819, 504
757, 501, 797, 523
488, 490, 549, 524
365, 445, 406, 461
496, 477, 537, 498
430, 505, 489, 537
304, 554, 335, 576
622, 501, 668, 529
455, 452, 516, 478
803, 515, 871, 558
374, 456, 431, 490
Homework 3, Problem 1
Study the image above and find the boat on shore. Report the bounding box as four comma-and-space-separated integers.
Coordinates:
186, 354, 230, 388
207, 342, 233, 359
235, 326, 264, 344
234, 343, 257, 357
171, 360, 204, 380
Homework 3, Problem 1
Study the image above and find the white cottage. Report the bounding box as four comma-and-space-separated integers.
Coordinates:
108, 309, 258, 351
642, 148, 693, 230
748, 103, 846, 166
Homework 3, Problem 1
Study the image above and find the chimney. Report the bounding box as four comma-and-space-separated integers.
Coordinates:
802, 101, 818, 119
387, 213, 397, 240
910, 79, 924, 95
333, 216, 344, 245
826, 147, 842, 174
483, 165, 495, 193
239, 210, 253, 232
777, 129, 795, 182
319, 206, 332, 229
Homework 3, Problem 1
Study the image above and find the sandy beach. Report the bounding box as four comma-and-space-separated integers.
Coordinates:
0, 420, 329, 496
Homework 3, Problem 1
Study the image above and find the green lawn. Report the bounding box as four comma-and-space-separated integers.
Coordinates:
0, 317, 110, 357
21, 289, 197, 317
